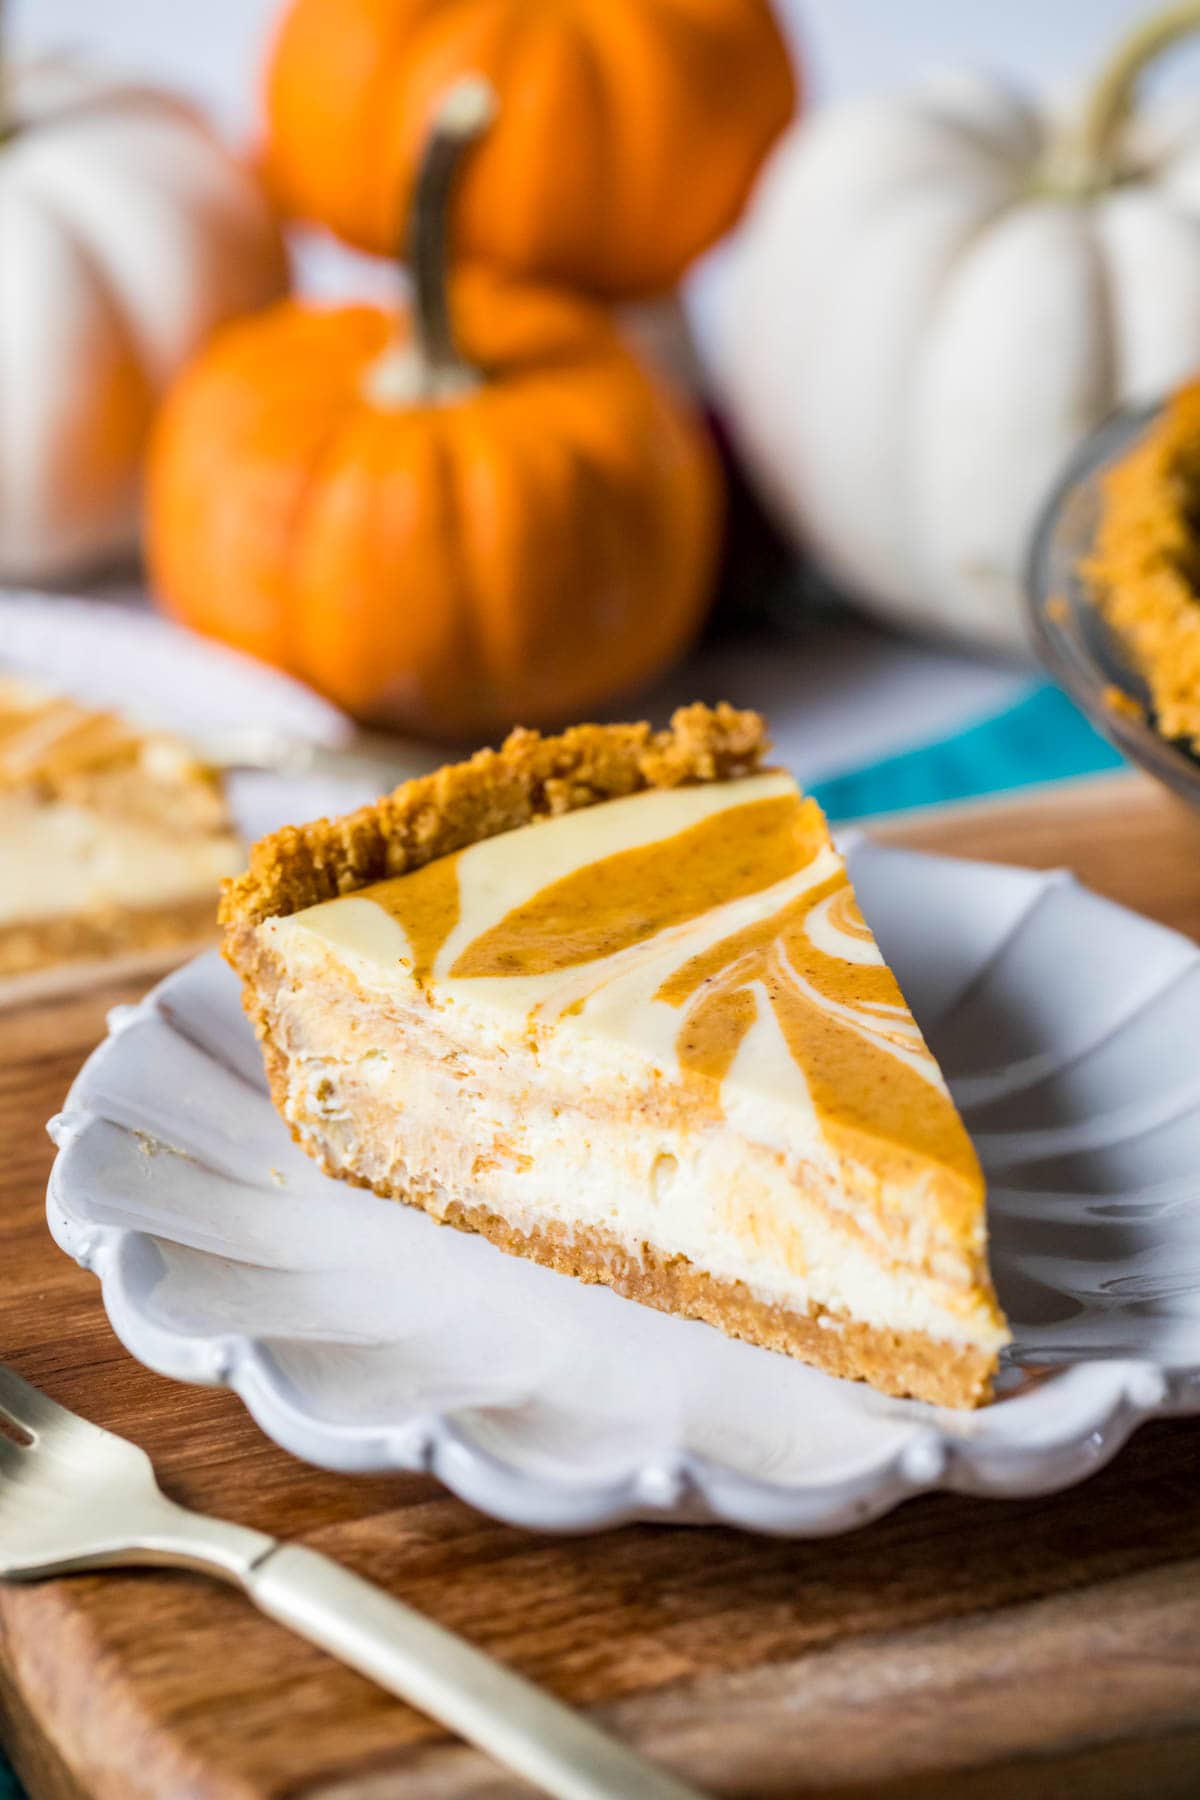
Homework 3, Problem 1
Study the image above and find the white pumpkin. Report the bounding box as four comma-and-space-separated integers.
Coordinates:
710, 5, 1200, 650
0, 61, 288, 581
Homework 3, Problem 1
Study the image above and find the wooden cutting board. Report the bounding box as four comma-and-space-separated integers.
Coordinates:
4, 772, 1200, 1800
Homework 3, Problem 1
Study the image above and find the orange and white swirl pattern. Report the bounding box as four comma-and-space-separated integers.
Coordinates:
290, 771, 981, 1202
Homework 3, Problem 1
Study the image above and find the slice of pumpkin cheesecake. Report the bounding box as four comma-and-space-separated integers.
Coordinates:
222, 704, 1007, 1407
0, 676, 242, 982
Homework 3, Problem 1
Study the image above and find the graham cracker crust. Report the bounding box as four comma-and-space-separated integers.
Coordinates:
0, 895, 219, 981
221, 703, 767, 931
299, 1131, 994, 1410
1083, 379, 1200, 748
469, 1203, 993, 1409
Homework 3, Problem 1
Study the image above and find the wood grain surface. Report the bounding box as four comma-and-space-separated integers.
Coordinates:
2, 771, 1200, 1800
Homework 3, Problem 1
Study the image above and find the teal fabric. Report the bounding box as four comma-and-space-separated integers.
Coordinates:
809, 680, 1124, 823
0, 680, 1120, 1800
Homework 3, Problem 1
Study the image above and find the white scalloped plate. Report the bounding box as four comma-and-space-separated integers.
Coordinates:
46, 842, 1200, 1534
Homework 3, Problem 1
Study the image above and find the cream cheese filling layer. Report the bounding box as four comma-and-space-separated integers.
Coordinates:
281, 772, 949, 1104
0, 796, 241, 926
438, 768, 796, 974
278, 770, 980, 1220
260, 923, 1005, 1353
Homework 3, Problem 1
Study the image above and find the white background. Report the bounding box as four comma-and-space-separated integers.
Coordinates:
15, 2, 1200, 136
10, 0, 1175, 782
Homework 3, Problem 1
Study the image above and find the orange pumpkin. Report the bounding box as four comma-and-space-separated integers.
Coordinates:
263, 0, 796, 298
147, 82, 720, 739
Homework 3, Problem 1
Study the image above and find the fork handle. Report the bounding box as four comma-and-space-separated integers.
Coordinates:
246, 1544, 702, 1800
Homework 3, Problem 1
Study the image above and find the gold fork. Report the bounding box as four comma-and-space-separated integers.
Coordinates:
0, 1361, 702, 1800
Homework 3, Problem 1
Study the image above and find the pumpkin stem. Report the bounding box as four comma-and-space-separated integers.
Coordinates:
0, 0, 11, 147
409, 76, 495, 391
367, 75, 495, 407
1046, 0, 1200, 196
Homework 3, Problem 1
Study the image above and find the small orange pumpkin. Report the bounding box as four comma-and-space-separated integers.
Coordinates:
147, 82, 721, 739
263, 0, 796, 298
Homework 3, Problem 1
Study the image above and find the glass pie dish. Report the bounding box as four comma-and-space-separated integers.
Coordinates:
1027, 401, 1200, 812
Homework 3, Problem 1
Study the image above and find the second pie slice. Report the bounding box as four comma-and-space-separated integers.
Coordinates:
222, 705, 1007, 1408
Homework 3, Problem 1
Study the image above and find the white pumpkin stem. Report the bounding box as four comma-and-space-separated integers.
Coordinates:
1050, 0, 1200, 195
0, 0, 11, 146
367, 75, 496, 408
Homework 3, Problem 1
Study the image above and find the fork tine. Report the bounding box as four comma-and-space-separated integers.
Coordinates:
0, 1361, 82, 1440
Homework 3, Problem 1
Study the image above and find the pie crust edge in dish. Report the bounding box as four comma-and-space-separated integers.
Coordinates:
1083, 381, 1200, 748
